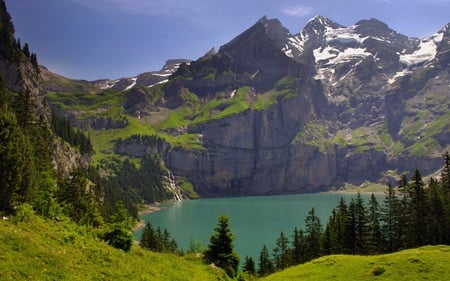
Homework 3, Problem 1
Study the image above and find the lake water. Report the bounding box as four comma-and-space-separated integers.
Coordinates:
134, 193, 381, 262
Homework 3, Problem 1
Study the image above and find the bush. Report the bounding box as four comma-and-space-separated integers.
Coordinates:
103, 228, 133, 252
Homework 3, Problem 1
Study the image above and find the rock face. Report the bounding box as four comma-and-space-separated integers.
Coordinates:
157, 16, 450, 196
43, 15, 450, 196
0, 0, 85, 176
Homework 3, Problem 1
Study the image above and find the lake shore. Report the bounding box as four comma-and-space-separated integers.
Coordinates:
133, 203, 166, 231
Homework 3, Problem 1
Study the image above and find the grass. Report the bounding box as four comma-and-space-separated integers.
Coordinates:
252, 76, 298, 111
331, 181, 388, 194
46, 90, 124, 120
89, 116, 161, 163
261, 245, 450, 281
0, 215, 229, 281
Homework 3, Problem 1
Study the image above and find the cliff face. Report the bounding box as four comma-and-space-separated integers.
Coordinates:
42, 15, 450, 197
0, 0, 84, 175
158, 17, 450, 196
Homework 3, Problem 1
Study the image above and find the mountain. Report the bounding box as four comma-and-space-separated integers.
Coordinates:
44, 16, 450, 196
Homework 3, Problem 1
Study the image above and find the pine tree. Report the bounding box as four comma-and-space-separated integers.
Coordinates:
291, 227, 306, 265
204, 215, 240, 278
426, 178, 445, 244
367, 193, 383, 254
243, 256, 256, 275
22, 42, 30, 58
381, 184, 402, 252
0, 102, 31, 212
272, 231, 290, 270
354, 192, 368, 254
441, 152, 450, 244
304, 208, 322, 260
140, 222, 157, 250
405, 169, 427, 247
344, 198, 358, 254
258, 245, 274, 276
334, 197, 348, 253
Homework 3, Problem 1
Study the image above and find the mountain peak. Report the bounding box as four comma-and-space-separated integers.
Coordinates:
307, 15, 332, 25
303, 15, 344, 36
354, 18, 394, 36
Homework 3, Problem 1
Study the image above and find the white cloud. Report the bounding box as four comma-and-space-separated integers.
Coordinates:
282, 5, 313, 17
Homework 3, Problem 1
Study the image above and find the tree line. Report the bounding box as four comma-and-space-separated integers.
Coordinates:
247, 154, 450, 276
51, 110, 93, 155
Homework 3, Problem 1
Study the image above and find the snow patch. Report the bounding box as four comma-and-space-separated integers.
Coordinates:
153, 73, 172, 77
147, 79, 168, 88
399, 32, 443, 66
314, 46, 371, 65
98, 79, 119, 90
230, 89, 236, 98
125, 77, 137, 91
283, 35, 307, 58
325, 26, 363, 44
388, 69, 412, 84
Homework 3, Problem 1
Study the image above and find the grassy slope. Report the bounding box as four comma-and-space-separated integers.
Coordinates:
2, 215, 449, 281
0, 217, 229, 281
261, 245, 450, 281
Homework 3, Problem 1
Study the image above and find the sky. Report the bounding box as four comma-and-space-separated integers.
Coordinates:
5, 0, 450, 80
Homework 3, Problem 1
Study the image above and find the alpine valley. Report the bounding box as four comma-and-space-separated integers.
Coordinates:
43, 15, 450, 198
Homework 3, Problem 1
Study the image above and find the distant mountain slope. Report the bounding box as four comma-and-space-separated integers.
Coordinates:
44, 16, 450, 196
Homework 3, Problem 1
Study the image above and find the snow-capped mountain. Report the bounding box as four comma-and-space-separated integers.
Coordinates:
284, 16, 444, 93
92, 59, 190, 92
44, 15, 450, 196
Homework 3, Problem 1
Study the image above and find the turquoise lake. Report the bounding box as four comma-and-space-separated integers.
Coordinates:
134, 193, 381, 262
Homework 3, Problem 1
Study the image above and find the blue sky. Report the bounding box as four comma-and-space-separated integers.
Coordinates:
6, 0, 450, 80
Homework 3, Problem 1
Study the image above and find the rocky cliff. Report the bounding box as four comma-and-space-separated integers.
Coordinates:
44, 16, 450, 196
0, 0, 85, 175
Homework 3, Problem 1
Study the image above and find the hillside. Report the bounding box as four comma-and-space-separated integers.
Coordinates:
43, 15, 450, 197
261, 245, 450, 281
2, 215, 450, 281
0, 216, 229, 281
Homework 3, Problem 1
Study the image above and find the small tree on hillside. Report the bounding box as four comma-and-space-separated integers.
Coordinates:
204, 215, 240, 278
258, 245, 274, 276
243, 256, 256, 275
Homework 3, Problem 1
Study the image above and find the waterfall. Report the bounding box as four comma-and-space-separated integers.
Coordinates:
165, 170, 183, 201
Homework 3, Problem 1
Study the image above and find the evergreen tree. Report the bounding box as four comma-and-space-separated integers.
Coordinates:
140, 222, 158, 251
441, 152, 450, 244
204, 215, 240, 278
334, 197, 348, 253
30, 53, 38, 68
367, 193, 383, 254
0, 101, 33, 212
381, 184, 403, 252
22, 42, 30, 58
257, 245, 274, 276
243, 256, 256, 275
272, 231, 290, 270
322, 209, 341, 255
425, 178, 445, 244
405, 169, 427, 247
304, 208, 322, 260
344, 198, 358, 254
354, 192, 368, 254
291, 227, 306, 264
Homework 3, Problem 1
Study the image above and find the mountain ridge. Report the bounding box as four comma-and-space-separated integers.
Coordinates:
43, 15, 450, 196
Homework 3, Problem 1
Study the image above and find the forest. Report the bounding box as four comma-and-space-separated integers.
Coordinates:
246, 157, 450, 276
